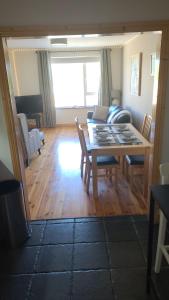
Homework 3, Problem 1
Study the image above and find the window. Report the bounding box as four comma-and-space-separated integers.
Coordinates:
51, 52, 100, 108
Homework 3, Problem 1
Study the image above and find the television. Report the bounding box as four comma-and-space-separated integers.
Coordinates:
15, 95, 43, 114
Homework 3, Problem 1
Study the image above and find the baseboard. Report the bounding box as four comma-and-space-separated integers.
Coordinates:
56, 123, 86, 127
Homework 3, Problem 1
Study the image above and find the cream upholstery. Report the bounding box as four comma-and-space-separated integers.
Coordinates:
17, 113, 44, 165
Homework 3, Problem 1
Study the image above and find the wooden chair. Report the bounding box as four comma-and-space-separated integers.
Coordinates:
141, 114, 152, 140
155, 162, 169, 273
78, 125, 119, 194
75, 116, 91, 179
124, 114, 152, 189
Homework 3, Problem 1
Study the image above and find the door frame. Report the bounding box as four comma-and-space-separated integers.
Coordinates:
0, 21, 169, 216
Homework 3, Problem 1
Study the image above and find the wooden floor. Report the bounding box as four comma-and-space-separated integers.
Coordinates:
25, 126, 148, 220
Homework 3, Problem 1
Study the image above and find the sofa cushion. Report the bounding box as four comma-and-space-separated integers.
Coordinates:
92, 106, 109, 122
87, 118, 106, 124
107, 106, 123, 123
109, 110, 132, 124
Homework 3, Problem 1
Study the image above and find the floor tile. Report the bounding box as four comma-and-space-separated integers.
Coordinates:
131, 215, 148, 222
43, 223, 74, 244
74, 243, 109, 270
134, 221, 149, 240
30, 220, 47, 225
72, 270, 114, 300
108, 241, 145, 268
74, 222, 105, 243
0, 216, 167, 300
140, 239, 168, 267
111, 268, 153, 300
36, 245, 73, 272
0, 246, 39, 275
134, 221, 159, 241
29, 272, 71, 300
152, 268, 169, 300
75, 217, 103, 223
104, 215, 132, 223
105, 221, 137, 242
25, 224, 45, 246
0, 275, 31, 300
47, 218, 74, 224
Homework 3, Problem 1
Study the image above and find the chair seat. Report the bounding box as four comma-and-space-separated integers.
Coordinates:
89, 155, 118, 166
126, 155, 144, 165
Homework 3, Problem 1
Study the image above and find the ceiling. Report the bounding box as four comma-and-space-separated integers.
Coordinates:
7, 33, 141, 49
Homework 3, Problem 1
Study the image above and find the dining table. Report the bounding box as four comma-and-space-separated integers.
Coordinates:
87, 123, 152, 199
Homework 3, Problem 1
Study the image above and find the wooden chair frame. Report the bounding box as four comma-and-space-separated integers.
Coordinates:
78, 125, 119, 194
75, 116, 91, 180
124, 114, 152, 190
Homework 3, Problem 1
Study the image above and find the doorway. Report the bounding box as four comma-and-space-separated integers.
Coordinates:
0, 24, 168, 220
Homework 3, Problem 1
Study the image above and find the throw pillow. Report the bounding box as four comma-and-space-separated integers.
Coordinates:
92, 106, 109, 121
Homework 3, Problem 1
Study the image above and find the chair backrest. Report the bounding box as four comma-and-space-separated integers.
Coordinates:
75, 116, 79, 133
17, 113, 29, 150
160, 163, 169, 184
78, 125, 89, 158
17, 116, 29, 165
141, 114, 152, 140
75, 117, 85, 154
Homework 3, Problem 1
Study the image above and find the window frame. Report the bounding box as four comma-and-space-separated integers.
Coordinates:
50, 52, 100, 108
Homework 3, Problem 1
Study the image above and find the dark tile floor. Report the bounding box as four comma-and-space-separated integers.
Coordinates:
0, 215, 169, 300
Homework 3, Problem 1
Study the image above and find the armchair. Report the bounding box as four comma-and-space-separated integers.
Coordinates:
17, 113, 45, 166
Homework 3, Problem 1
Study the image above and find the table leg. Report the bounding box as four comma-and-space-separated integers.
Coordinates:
92, 152, 98, 199
143, 148, 150, 198
146, 191, 155, 293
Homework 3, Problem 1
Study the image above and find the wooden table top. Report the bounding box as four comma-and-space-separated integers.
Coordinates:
88, 123, 152, 154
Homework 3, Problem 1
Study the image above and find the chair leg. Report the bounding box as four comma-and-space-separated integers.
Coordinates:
84, 161, 88, 183
114, 167, 118, 186
109, 169, 112, 183
155, 210, 167, 273
125, 161, 130, 181
122, 156, 126, 176
129, 166, 134, 190
86, 167, 91, 194
38, 149, 41, 155
80, 154, 84, 178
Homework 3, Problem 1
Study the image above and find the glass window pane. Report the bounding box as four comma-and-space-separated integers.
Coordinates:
51, 63, 84, 107
86, 62, 100, 93
86, 94, 98, 106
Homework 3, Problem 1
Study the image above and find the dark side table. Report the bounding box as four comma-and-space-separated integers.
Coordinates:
26, 113, 42, 128
146, 184, 169, 294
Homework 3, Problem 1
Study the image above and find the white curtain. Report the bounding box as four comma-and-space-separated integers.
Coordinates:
99, 49, 112, 106
37, 51, 56, 127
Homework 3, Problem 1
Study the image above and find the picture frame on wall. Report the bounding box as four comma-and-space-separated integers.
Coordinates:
130, 52, 142, 96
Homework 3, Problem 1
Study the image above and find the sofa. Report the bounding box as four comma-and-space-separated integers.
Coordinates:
87, 105, 132, 124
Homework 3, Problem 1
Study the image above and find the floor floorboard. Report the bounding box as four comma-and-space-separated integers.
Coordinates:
25, 126, 148, 220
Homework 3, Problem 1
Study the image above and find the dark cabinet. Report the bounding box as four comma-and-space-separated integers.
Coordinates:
0, 161, 30, 248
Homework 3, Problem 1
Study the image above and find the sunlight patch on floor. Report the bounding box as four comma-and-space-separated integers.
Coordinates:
58, 142, 81, 170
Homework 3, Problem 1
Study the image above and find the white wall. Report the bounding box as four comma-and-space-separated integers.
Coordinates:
12, 51, 40, 96
122, 32, 161, 129
0, 0, 169, 26
9, 48, 123, 124
0, 90, 13, 172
